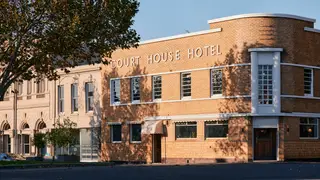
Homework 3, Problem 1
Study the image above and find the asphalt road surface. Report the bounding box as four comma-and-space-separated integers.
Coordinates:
1, 162, 320, 180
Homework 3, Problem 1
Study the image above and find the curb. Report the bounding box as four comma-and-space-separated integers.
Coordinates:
0, 162, 115, 170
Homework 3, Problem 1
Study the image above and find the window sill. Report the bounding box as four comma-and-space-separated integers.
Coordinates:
131, 100, 141, 104
70, 112, 79, 116
299, 137, 319, 140
111, 102, 121, 106
130, 141, 141, 144
211, 94, 223, 98
205, 137, 228, 140
111, 141, 122, 144
181, 97, 191, 100
153, 99, 162, 102
175, 138, 197, 142
304, 94, 314, 97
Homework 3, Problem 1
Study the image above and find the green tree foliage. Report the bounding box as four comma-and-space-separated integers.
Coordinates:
0, 0, 140, 100
32, 133, 46, 157
46, 118, 77, 160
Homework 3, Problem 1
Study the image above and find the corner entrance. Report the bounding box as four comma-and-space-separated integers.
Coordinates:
254, 128, 277, 160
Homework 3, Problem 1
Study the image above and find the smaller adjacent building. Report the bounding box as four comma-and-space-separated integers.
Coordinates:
0, 64, 102, 162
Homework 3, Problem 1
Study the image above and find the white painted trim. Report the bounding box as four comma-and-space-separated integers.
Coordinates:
281, 63, 320, 70
106, 122, 122, 125
111, 95, 251, 106
110, 63, 251, 80
207, 13, 316, 24
281, 95, 320, 100
304, 27, 320, 33
144, 112, 320, 121
139, 28, 222, 45
248, 48, 283, 52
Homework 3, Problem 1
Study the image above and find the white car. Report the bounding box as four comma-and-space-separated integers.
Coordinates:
0, 153, 14, 161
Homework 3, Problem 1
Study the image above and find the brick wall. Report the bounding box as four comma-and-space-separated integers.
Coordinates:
282, 117, 320, 159
162, 117, 251, 164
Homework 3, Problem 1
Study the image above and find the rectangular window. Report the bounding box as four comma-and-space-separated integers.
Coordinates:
175, 122, 197, 138
111, 124, 122, 143
71, 83, 78, 113
304, 68, 313, 96
24, 135, 30, 154
85, 82, 94, 112
258, 65, 273, 105
211, 69, 223, 95
181, 72, 191, 98
15, 81, 23, 96
111, 79, 121, 104
152, 76, 162, 100
130, 124, 141, 143
205, 120, 228, 138
58, 85, 64, 113
131, 77, 140, 102
27, 80, 32, 95
300, 118, 318, 138
37, 79, 45, 93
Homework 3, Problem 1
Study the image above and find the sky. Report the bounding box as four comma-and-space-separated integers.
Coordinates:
133, 0, 320, 41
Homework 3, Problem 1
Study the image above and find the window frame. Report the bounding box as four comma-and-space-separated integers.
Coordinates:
258, 65, 273, 105
23, 135, 30, 154
71, 83, 79, 113
27, 80, 32, 95
304, 68, 313, 97
152, 75, 162, 101
211, 69, 223, 96
181, 72, 192, 99
110, 124, 122, 143
299, 118, 319, 139
57, 85, 64, 113
130, 124, 142, 143
110, 79, 121, 104
37, 79, 45, 94
131, 77, 141, 103
175, 121, 197, 139
85, 82, 94, 112
205, 120, 228, 139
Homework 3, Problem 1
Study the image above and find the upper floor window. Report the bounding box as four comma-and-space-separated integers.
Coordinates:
175, 122, 197, 139
258, 65, 273, 105
131, 77, 140, 103
27, 80, 32, 95
152, 76, 162, 100
58, 85, 64, 113
181, 72, 191, 99
304, 68, 313, 97
85, 82, 94, 112
111, 79, 120, 104
211, 69, 223, 96
300, 118, 318, 138
71, 83, 78, 113
37, 79, 45, 94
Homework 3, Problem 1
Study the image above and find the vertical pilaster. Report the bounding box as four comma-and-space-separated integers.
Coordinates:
250, 51, 258, 114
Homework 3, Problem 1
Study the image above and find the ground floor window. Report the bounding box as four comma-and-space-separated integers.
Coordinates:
24, 135, 30, 154
175, 122, 197, 139
111, 124, 122, 143
300, 118, 318, 138
205, 120, 228, 138
130, 124, 141, 143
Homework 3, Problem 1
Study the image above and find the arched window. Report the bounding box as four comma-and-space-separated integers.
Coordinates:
22, 123, 30, 130
38, 121, 46, 130
3, 123, 10, 130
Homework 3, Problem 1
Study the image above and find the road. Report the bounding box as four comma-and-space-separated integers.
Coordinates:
0, 162, 320, 180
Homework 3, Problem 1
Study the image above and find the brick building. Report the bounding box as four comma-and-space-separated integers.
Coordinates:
100, 13, 320, 164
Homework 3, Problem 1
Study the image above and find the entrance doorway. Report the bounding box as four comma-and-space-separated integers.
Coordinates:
254, 128, 277, 160
152, 134, 161, 163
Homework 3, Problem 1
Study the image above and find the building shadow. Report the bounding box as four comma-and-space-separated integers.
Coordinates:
100, 65, 159, 163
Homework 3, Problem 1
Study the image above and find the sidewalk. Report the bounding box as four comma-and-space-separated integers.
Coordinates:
0, 162, 115, 169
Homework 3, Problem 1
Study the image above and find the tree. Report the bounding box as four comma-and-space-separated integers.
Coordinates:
0, 0, 140, 100
32, 133, 46, 157
46, 118, 77, 161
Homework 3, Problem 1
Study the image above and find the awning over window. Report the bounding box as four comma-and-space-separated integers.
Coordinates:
141, 120, 163, 134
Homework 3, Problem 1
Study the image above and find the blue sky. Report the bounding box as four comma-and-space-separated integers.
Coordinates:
133, 0, 320, 41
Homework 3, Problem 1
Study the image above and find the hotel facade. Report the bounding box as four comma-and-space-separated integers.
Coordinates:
101, 13, 320, 163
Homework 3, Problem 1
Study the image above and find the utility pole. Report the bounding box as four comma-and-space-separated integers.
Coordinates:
11, 89, 18, 154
